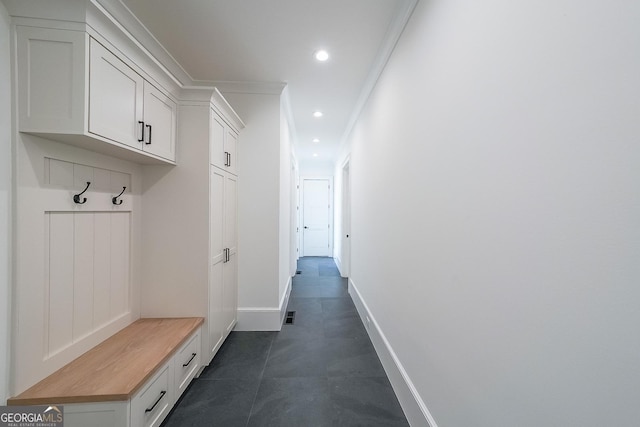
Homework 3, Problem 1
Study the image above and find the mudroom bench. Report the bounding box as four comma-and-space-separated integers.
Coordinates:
8, 317, 204, 427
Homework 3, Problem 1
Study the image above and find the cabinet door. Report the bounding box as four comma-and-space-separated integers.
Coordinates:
225, 129, 238, 175
89, 39, 144, 149
222, 252, 237, 334
222, 173, 238, 332
64, 402, 129, 427
210, 111, 226, 169
16, 26, 87, 134
210, 110, 239, 175
143, 82, 176, 161
208, 167, 225, 360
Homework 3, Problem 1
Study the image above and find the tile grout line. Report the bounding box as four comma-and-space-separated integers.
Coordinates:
244, 326, 278, 426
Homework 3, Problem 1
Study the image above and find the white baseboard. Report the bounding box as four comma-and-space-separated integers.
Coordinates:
235, 277, 292, 331
279, 276, 292, 325
335, 256, 343, 275
349, 278, 438, 427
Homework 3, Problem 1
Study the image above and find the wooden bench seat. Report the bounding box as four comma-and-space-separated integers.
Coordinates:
8, 317, 204, 405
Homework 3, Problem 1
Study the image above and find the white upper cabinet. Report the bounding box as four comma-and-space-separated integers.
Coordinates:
143, 82, 177, 161
16, 26, 177, 164
89, 38, 145, 150
210, 109, 239, 175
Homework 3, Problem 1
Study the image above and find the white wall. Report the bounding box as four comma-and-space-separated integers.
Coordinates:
225, 91, 289, 329
298, 158, 334, 176
279, 92, 294, 301
0, 1, 12, 404
343, 0, 640, 426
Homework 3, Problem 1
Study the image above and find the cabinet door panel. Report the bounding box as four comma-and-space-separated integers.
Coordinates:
143, 83, 176, 161
210, 112, 226, 168
225, 129, 238, 175
222, 253, 237, 334
17, 26, 86, 133
222, 172, 238, 333
209, 168, 225, 359
224, 174, 237, 251
89, 39, 143, 149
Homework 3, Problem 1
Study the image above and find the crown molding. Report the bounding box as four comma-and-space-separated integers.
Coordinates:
339, 0, 419, 149
94, 0, 195, 87
200, 80, 287, 95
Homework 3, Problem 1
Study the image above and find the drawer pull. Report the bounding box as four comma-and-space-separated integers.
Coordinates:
145, 390, 166, 413
138, 121, 145, 142
183, 352, 197, 367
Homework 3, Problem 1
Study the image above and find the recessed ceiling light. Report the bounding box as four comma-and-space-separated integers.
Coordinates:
314, 49, 329, 61
312, 138, 320, 143
313, 111, 323, 118
313, 153, 319, 157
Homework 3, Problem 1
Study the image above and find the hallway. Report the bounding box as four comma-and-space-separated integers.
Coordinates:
162, 257, 408, 426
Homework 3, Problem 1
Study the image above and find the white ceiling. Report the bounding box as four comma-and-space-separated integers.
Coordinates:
120, 0, 416, 167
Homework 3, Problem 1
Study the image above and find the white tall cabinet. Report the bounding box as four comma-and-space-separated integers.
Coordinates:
141, 89, 243, 364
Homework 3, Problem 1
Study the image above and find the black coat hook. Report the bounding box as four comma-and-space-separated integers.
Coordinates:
73, 181, 91, 204
112, 186, 126, 205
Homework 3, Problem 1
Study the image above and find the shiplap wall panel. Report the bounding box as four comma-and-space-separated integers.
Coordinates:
48, 159, 74, 188
109, 213, 130, 318
93, 213, 112, 328
15, 136, 142, 395
110, 171, 130, 195
73, 164, 94, 190
45, 211, 131, 356
73, 213, 95, 341
46, 158, 132, 195
47, 213, 75, 356
93, 167, 111, 192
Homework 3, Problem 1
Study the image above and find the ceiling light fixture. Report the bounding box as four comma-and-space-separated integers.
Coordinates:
314, 49, 329, 61
313, 111, 323, 118
312, 138, 320, 143
313, 153, 319, 157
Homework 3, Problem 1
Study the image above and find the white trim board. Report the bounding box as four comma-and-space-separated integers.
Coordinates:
235, 276, 292, 331
349, 278, 438, 427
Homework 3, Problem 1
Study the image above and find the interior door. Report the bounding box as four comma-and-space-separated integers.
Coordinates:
302, 179, 330, 256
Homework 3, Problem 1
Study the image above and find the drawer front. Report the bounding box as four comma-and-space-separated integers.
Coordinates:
64, 402, 129, 427
131, 363, 173, 427
175, 330, 201, 399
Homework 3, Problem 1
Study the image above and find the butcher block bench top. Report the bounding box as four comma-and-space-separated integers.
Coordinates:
8, 317, 204, 405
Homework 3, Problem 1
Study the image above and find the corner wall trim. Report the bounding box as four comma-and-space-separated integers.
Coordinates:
235, 277, 292, 331
348, 278, 438, 427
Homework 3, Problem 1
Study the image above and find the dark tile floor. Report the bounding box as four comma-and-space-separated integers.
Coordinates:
162, 257, 409, 427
